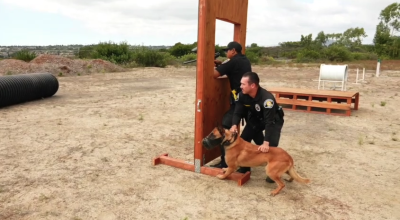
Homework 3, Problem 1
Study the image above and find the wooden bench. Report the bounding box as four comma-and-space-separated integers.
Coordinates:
268, 87, 360, 116
276, 98, 352, 116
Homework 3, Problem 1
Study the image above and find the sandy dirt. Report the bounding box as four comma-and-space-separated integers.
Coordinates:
1, 65, 400, 220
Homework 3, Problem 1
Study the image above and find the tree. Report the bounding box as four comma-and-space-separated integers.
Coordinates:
373, 21, 392, 56
325, 28, 367, 50
374, 3, 400, 58
300, 34, 313, 48
340, 27, 367, 48
314, 31, 328, 47
325, 33, 342, 45
379, 3, 400, 36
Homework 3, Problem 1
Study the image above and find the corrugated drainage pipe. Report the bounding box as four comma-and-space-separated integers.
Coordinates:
0, 73, 59, 108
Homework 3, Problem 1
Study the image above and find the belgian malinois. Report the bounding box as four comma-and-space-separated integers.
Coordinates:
202, 126, 310, 196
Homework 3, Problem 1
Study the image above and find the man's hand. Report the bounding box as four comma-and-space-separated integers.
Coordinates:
258, 141, 270, 153
214, 60, 222, 67
230, 125, 238, 133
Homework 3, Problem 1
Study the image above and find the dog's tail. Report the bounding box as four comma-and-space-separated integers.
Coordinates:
287, 167, 310, 184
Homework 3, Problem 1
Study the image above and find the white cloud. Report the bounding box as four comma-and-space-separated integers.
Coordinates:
1, 0, 395, 46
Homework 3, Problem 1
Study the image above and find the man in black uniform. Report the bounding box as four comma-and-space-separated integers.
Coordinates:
211, 41, 264, 169
230, 71, 285, 182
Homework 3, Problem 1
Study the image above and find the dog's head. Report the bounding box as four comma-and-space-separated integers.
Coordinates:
202, 125, 238, 150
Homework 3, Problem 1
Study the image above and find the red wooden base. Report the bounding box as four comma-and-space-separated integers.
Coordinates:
152, 153, 251, 186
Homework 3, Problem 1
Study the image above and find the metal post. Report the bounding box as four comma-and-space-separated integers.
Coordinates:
376, 59, 381, 77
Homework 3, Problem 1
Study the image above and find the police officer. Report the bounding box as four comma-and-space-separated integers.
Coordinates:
211, 41, 262, 168
230, 71, 285, 182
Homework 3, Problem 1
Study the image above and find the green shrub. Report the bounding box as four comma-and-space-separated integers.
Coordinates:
260, 55, 279, 64
323, 45, 353, 62
246, 51, 260, 64
214, 45, 227, 57
12, 49, 37, 62
78, 45, 96, 59
281, 51, 298, 59
133, 47, 169, 67
295, 49, 321, 62
352, 52, 378, 60
178, 53, 197, 63
169, 43, 193, 57
91, 41, 134, 64
246, 45, 263, 57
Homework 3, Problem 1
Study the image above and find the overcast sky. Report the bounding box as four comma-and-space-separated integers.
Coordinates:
0, 0, 395, 46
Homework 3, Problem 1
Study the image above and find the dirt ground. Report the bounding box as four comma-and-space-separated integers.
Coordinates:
1, 65, 400, 220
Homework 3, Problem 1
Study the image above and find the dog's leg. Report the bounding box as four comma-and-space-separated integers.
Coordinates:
269, 176, 285, 196
216, 167, 236, 179
284, 171, 294, 182
266, 162, 288, 196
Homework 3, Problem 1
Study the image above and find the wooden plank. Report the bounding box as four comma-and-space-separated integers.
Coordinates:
153, 154, 251, 186
277, 98, 351, 110
269, 87, 358, 98
326, 97, 332, 114
282, 108, 351, 116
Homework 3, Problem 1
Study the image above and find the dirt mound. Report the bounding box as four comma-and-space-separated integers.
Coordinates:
30, 54, 74, 66
0, 59, 31, 75
0, 55, 127, 76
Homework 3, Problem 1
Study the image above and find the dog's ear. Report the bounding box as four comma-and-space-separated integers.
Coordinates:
232, 130, 238, 139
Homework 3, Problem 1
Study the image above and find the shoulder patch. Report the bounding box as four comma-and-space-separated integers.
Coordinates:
263, 99, 274, 109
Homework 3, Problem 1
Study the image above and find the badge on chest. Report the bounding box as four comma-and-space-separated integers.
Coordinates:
255, 104, 261, 111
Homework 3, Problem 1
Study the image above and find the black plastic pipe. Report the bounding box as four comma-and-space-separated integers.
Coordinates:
0, 73, 59, 108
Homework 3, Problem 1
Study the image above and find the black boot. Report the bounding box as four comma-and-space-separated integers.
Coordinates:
210, 160, 227, 168
236, 167, 251, 174
265, 176, 275, 183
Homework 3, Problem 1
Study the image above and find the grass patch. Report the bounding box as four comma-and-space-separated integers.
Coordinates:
358, 135, 364, 146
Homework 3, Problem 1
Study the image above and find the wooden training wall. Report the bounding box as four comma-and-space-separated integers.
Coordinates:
153, 0, 251, 186
194, 0, 249, 168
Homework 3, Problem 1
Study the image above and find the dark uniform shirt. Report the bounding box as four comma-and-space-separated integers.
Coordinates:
232, 86, 280, 142
215, 54, 252, 92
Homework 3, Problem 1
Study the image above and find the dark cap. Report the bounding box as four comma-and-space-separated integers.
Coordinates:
222, 41, 242, 53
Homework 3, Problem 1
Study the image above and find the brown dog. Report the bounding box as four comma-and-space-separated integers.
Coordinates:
202, 126, 310, 196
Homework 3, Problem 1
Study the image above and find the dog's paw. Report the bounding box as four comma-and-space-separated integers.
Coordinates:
270, 189, 282, 196
216, 174, 225, 179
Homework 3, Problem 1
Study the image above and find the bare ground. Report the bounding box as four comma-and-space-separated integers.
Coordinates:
1, 65, 400, 220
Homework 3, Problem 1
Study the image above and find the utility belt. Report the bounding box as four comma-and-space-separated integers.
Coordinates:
276, 106, 284, 120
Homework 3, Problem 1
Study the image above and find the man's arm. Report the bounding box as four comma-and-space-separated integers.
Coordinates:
213, 69, 222, 78
258, 95, 277, 152
262, 97, 277, 143
214, 59, 233, 79
230, 94, 244, 132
